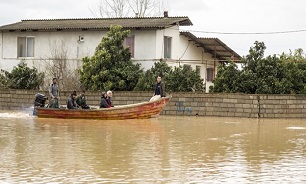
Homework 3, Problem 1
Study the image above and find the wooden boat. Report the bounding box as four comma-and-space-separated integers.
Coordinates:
35, 96, 171, 120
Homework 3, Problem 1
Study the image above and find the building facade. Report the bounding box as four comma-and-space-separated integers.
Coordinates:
0, 15, 240, 92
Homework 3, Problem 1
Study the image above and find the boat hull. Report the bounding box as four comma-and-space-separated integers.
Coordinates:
36, 96, 171, 120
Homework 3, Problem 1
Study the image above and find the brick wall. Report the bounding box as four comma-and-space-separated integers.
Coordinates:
1, 89, 306, 118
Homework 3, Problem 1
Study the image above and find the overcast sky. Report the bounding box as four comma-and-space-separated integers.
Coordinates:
1, 0, 305, 57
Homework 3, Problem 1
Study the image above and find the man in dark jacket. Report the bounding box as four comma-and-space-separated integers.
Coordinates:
67, 91, 78, 109
154, 76, 166, 97
76, 90, 90, 109
100, 92, 110, 108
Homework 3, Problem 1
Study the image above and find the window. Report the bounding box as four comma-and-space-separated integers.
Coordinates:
164, 36, 172, 59
196, 66, 201, 75
124, 35, 135, 58
17, 37, 35, 57
207, 68, 214, 82
184, 64, 192, 71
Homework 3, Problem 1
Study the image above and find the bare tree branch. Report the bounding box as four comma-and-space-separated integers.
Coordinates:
40, 40, 81, 91
90, 0, 169, 17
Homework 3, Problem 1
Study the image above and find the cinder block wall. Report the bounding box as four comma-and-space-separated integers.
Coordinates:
259, 95, 306, 118
1, 89, 306, 118
166, 93, 260, 118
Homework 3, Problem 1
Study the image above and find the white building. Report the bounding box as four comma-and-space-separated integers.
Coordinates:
0, 14, 240, 92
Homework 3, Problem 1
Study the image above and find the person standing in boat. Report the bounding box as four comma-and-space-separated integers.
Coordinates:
150, 76, 166, 102
76, 90, 90, 109
106, 90, 114, 107
49, 77, 60, 108
67, 91, 78, 109
100, 91, 110, 108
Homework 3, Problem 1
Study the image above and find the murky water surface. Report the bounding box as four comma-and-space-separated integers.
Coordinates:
0, 110, 306, 183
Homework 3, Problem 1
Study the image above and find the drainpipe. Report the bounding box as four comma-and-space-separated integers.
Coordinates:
214, 43, 216, 79
202, 50, 206, 92
1, 31, 3, 59
203, 49, 206, 80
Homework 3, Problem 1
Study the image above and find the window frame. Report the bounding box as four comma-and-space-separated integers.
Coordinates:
17, 36, 35, 58
164, 36, 172, 59
206, 67, 214, 82
196, 65, 201, 75
124, 35, 135, 58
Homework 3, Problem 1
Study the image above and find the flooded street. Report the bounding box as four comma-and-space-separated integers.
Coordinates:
0, 111, 306, 183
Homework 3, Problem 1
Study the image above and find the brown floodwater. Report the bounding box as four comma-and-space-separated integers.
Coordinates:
0, 110, 306, 183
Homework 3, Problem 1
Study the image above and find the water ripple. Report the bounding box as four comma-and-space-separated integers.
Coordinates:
0, 116, 306, 183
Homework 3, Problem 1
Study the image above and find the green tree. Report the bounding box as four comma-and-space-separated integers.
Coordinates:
80, 25, 143, 91
281, 49, 306, 93
134, 60, 172, 91
167, 65, 204, 92
4, 62, 44, 89
135, 61, 204, 92
211, 62, 241, 93
244, 41, 266, 72
234, 69, 257, 94
211, 42, 306, 94
0, 69, 8, 87
280, 48, 306, 63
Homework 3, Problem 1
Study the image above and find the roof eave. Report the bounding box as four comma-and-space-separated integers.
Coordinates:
180, 31, 242, 61
0, 17, 193, 31
0, 26, 171, 32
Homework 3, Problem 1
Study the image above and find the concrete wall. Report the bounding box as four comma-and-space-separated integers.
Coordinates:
1, 89, 306, 118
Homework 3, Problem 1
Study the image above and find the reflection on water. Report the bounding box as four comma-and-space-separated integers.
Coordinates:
0, 111, 306, 183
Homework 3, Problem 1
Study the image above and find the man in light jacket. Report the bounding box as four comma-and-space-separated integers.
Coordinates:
49, 77, 60, 108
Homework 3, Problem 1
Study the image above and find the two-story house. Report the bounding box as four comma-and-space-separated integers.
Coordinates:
0, 13, 241, 92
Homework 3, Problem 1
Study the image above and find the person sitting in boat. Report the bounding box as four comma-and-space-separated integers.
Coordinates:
76, 90, 90, 109
100, 91, 110, 108
106, 90, 114, 107
67, 91, 78, 109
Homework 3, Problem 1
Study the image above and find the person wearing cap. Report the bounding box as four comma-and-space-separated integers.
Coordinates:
49, 77, 60, 108
100, 91, 110, 108
67, 91, 78, 109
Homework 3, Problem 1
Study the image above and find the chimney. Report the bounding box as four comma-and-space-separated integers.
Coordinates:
164, 11, 168, 17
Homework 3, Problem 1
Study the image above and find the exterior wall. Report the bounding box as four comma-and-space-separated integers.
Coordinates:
1, 27, 221, 93
156, 26, 220, 92
0, 30, 106, 71
0, 29, 159, 71
130, 29, 157, 69
1, 89, 306, 119
176, 34, 218, 92
0, 32, 2, 68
